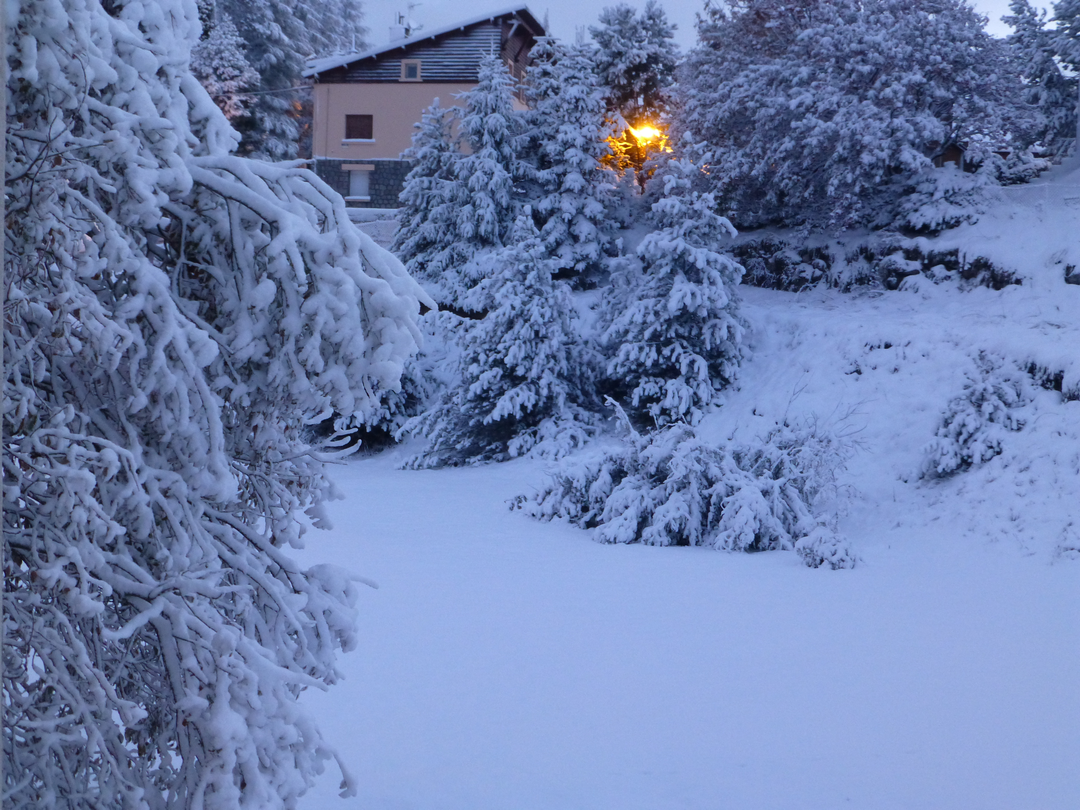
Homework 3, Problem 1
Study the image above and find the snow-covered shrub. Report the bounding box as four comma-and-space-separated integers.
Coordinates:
602, 162, 746, 427
5, 1, 428, 807
406, 219, 597, 466
523, 409, 856, 568
922, 354, 1033, 477
895, 166, 993, 232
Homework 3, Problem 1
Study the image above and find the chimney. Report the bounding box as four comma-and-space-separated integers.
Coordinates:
389, 12, 411, 41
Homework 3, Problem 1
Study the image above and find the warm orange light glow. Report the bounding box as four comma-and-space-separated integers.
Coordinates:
629, 124, 663, 144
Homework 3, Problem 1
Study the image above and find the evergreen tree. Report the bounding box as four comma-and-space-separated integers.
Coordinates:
452, 54, 521, 265
681, 0, 1033, 228
191, 9, 260, 120
416, 54, 523, 309
1052, 0, 1080, 154
602, 160, 746, 428
520, 38, 619, 285
409, 218, 595, 466
589, 0, 679, 125
5, 0, 426, 805
392, 99, 462, 293
204, 0, 367, 160
1005, 0, 1078, 158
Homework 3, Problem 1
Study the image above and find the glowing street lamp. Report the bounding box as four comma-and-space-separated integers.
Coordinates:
628, 123, 663, 145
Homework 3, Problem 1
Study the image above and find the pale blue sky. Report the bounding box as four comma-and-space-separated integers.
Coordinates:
360, 0, 1051, 52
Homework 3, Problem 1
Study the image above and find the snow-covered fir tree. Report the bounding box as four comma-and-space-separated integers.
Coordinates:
447, 54, 523, 300
589, 0, 679, 125
205, 0, 367, 159
393, 99, 462, 285
4, 0, 427, 806
519, 38, 619, 286
922, 354, 1032, 477
1005, 0, 1079, 158
1052, 0, 1080, 155
601, 159, 746, 428
408, 217, 595, 466
405, 54, 522, 309
191, 6, 259, 120
681, 0, 1033, 228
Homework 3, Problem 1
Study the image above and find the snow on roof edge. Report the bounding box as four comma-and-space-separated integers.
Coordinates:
304, 5, 544, 78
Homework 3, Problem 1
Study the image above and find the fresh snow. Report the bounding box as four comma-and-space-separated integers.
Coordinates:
297, 167, 1080, 809
298, 453, 1078, 810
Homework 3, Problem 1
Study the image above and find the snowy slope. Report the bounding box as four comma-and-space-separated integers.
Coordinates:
296, 167, 1080, 809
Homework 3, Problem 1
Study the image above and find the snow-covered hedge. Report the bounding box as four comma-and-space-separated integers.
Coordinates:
521, 408, 856, 569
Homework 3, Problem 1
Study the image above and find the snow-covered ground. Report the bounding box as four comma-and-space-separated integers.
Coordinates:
297, 171, 1080, 809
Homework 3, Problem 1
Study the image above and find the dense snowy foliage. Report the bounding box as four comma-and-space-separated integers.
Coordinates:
602, 161, 746, 427
1006, 0, 1079, 158
1054, 0, 1080, 67
196, 0, 366, 159
520, 39, 619, 285
681, 0, 1033, 229
191, 8, 259, 120
393, 100, 461, 286
589, 0, 679, 125
406, 219, 595, 466
4, 0, 426, 807
922, 354, 1033, 477
522, 406, 855, 569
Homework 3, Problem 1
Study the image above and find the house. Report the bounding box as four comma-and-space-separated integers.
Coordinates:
304, 5, 546, 208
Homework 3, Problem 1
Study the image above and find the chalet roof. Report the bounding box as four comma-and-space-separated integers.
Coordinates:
304, 5, 545, 78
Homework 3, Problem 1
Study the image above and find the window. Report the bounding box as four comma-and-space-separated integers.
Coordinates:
345, 114, 373, 141
400, 60, 421, 81
348, 170, 371, 200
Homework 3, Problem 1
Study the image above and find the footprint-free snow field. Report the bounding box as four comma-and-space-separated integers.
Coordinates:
297, 451, 1079, 810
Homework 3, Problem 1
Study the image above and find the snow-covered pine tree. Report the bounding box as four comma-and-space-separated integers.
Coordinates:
5, 0, 427, 806
589, 0, 679, 125
209, 0, 367, 159
602, 159, 746, 428
392, 99, 463, 297
192, 6, 259, 120
519, 38, 619, 286
681, 0, 1032, 228
1052, 0, 1080, 155
392, 55, 521, 310
408, 217, 595, 466
1005, 0, 1079, 158
922, 354, 1032, 477
440, 52, 523, 306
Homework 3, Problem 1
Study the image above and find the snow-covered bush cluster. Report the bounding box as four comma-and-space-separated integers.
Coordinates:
5, 0, 427, 806
922, 354, 1033, 477
521, 407, 855, 569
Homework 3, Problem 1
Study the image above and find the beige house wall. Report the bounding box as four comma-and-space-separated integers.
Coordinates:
313, 82, 475, 161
